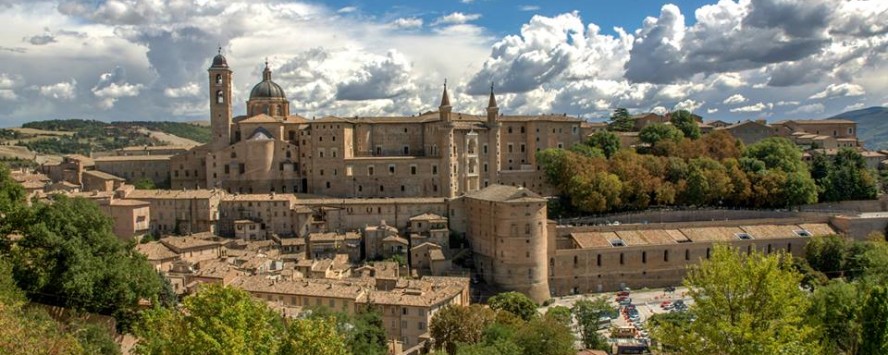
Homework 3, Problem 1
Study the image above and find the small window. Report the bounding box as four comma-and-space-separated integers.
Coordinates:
411, 166, 417, 175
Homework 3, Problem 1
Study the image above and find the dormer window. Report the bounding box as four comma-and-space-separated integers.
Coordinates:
794, 230, 812, 237
735, 233, 753, 240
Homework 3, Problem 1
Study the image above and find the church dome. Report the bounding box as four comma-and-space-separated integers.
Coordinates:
249, 62, 286, 100
211, 54, 228, 68
250, 80, 286, 99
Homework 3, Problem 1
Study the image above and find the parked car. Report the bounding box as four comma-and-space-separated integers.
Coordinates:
619, 298, 633, 306
665, 286, 676, 292
617, 290, 630, 297
616, 295, 629, 302
660, 301, 672, 308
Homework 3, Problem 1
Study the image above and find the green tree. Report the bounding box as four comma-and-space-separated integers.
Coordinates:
568, 143, 605, 159
585, 131, 620, 158
133, 178, 156, 190
566, 171, 622, 213
134, 284, 285, 355
9, 195, 164, 330
651, 245, 821, 354
544, 306, 571, 326
488, 292, 538, 321
73, 322, 122, 355
818, 149, 879, 202
608, 108, 634, 132
0, 257, 88, 354
430, 304, 496, 355
809, 279, 861, 354
669, 110, 701, 139
306, 306, 387, 355
859, 285, 888, 354
744, 137, 807, 173
804, 235, 850, 278
281, 317, 348, 355
455, 322, 524, 355
639, 123, 683, 147
571, 297, 615, 351
513, 316, 575, 355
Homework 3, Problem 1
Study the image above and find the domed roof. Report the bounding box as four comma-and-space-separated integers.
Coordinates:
249, 62, 286, 100
211, 47, 228, 68
211, 54, 228, 68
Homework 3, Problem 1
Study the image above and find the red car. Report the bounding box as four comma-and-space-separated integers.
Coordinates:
616, 295, 628, 302
660, 301, 672, 308
616, 291, 630, 297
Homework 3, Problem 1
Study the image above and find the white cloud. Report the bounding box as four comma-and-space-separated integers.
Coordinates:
707, 108, 719, 114
337, 6, 357, 14
91, 67, 142, 109
164, 82, 201, 98
461, 0, 474, 3
809, 83, 866, 99
788, 103, 825, 115
0, 90, 16, 101
389, 17, 423, 29
842, 102, 866, 112
39, 79, 77, 101
336, 50, 416, 101
674, 99, 703, 113
433, 12, 481, 26
519, 5, 540, 12
723, 94, 747, 105
730, 102, 770, 113
0, 73, 19, 100
0, 1, 885, 126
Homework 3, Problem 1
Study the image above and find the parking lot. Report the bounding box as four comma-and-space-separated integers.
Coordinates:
540, 287, 694, 349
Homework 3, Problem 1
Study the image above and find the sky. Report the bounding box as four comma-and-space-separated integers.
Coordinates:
0, 0, 886, 127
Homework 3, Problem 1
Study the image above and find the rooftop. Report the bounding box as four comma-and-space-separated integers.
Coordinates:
135, 242, 179, 261
94, 155, 173, 162
160, 235, 222, 251
464, 184, 544, 203
83, 170, 125, 181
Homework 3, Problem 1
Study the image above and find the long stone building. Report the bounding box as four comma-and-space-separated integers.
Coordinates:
168, 51, 584, 197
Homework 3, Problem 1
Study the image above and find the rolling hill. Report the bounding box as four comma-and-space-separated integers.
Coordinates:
830, 106, 888, 150
0, 119, 210, 157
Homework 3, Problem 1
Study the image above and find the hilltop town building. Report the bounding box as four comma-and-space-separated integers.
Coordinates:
163, 51, 584, 198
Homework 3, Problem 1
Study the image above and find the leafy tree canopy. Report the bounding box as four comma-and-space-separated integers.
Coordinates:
487, 292, 538, 321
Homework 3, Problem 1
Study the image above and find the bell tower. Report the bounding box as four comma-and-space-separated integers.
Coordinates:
209, 48, 232, 149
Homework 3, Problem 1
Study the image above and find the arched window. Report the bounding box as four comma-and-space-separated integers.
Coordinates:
216, 90, 224, 104
215, 74, 222, 84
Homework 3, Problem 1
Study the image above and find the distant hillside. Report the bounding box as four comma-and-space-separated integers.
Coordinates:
830, 106, 888, 150
10, 119, 210, 155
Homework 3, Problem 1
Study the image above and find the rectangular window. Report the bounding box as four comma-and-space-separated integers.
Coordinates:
432, 165, 438, 175
411, 165, 417, 175
388, 165, 395, 174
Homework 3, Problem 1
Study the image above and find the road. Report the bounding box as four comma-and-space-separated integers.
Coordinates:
539, 287, 694, 348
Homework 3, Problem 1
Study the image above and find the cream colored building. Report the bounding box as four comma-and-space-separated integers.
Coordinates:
167, 52, 584, 199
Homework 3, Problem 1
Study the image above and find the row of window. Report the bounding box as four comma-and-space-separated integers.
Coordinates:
564, 243, 793, 267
